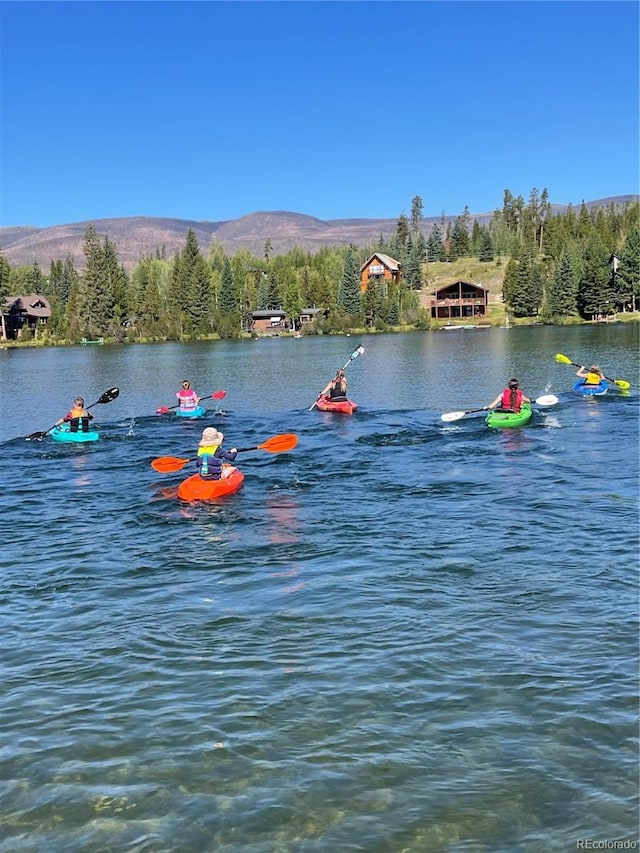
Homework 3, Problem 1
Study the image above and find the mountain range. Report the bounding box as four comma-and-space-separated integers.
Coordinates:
1, 196, 637, 271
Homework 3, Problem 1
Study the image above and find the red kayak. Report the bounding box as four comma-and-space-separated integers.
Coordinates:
315, 394, 358, 415
177, 466, 245, 502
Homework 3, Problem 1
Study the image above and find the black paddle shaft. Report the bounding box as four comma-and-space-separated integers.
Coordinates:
25, 387, 119, 440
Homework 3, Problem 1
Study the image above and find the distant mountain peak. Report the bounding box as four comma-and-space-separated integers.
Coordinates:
1, 196, 636, 271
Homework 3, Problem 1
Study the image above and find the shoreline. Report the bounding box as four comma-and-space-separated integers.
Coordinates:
2, 314, 638, 350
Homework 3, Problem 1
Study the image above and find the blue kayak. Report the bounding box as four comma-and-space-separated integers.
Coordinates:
175, 406, 206, 418
50, 424, 100, 443
573, 379, 608, 396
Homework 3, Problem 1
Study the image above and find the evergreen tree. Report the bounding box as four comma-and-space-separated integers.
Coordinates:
218, 257, 239, 313
265, 271, 281, 310
478, 228, 494, 262
337, 249, 362, 315
0, 252, 10, 340
404, 238, 424, 289
502, 256, 518, 309
426, 222, 444, 261
256, 272, 269, 309
615, 226, 640, 311
167, 250, 183, 316
27, 261, 46, 293
410, 195, 424, 236
449, 217, 469, 259
179, 230, 211, 333
79, 223, 115, 337
547, 252, 578, 318
362, 275, 384, 326
103, 236, 130, 328
386, 291, 400, 326
508, 248, 543, 317
576, 234, 611, 319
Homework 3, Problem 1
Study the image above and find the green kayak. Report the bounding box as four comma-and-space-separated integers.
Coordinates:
486, 402, 533, 429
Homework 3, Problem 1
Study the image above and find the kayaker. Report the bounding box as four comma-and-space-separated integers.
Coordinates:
319, 369, 348, 402
196, 428, 238, 480
55, 397, 94, 432
575, 364, 605, 386
176, 379, 200, 413
484, 379, 530, 413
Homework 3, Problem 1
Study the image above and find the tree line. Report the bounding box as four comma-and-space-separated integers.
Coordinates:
1, 191, 638, 342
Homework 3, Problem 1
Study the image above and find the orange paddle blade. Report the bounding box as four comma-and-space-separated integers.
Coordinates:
257, 433, 298, 453
151, 456, 192, 473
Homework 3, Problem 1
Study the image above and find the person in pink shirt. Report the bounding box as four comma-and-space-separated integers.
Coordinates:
176, 379, 200, 412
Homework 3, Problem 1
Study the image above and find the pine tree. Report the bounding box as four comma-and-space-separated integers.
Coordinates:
27, 261, 45, 293
0, 252, 10, 340
218, 258, 238, 313
78, 224, 115, 337
507, 248, 543, 317
576, 234, 611, 319
338, 249, 362, 315
386, 291, 400, 326
478, 228, 494, 262
615, 226, 640, 311
410, 195, 424, 236
178, 230, 211, 333
404, 239, 424, 289
426, 222, 444, 261
547, 253, 578, 318
103, 236, 130, 328
363, 275, 382, 326
449, 217, 469, 260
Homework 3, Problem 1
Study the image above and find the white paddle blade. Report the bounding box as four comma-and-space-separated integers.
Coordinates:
535, 394, 559, 407
440, 411, 467, 422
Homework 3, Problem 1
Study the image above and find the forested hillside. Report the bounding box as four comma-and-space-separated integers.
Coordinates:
1, 191, 638, 343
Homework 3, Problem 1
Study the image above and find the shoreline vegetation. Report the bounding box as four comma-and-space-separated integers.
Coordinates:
2, 194, 639, 347
2, 309, 638, 350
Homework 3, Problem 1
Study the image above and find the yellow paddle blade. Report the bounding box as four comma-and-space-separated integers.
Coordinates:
555, 353, 572, 365
614, 379, 631, 390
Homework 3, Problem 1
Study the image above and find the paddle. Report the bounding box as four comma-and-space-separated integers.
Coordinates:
25, 387, 120, 440
310, 345, 364, 410
150, 432, 298, 473
156, 390, 226, 415
440, 394, 559, 423
555, 353, 630, 390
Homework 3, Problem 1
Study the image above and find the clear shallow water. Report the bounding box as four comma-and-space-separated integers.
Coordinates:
1, 325, 638, 852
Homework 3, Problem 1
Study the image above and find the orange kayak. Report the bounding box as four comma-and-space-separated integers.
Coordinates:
315, 394, 358, 415
177, 466, 245, 502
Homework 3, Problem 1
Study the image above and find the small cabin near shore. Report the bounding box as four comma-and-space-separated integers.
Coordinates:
429, 281, 489, 320
251, 310, 287, 334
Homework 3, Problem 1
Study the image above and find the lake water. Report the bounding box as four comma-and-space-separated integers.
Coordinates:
1, 324, 638, 852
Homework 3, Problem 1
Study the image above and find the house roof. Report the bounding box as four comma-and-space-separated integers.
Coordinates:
3, 294, 52, 318
433, 280, 488, 294
360, 253, 401, 272
251, 310, 286, 319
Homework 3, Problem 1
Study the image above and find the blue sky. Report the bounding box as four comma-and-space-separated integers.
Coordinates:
1, 1, 638, 228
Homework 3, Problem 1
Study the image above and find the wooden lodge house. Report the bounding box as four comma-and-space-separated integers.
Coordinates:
428, 280, 489, 321
1, 294, 52, 340
360, 253, 402, 292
